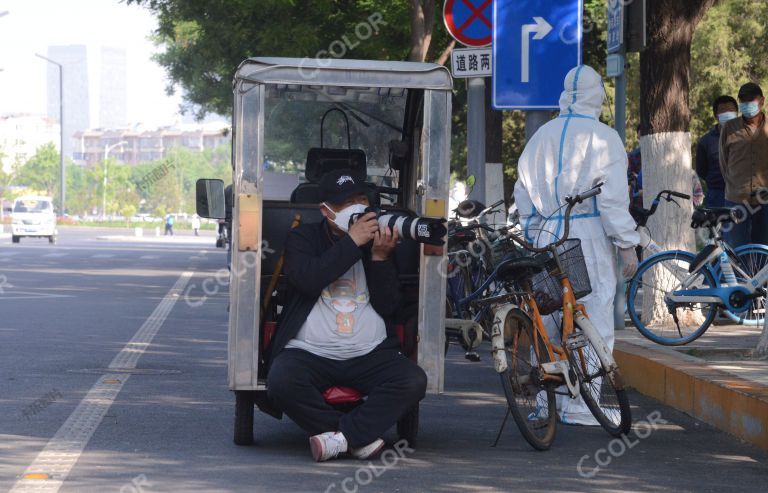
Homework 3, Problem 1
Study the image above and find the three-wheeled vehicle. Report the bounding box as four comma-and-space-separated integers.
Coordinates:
196, 57, 453, 445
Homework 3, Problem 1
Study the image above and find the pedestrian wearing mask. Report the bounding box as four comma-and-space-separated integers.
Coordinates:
514, 65, 640, 426
719, 82, 768, 247
697, 95, 738, 208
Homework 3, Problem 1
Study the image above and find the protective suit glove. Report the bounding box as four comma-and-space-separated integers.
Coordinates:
619, 248, 638, 279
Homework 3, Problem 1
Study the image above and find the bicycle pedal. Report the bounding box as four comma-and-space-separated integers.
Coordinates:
566, 332, 587, 350
465, 352, 481, 362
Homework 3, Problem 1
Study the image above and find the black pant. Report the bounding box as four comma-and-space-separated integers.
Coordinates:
267, 347, 427, 448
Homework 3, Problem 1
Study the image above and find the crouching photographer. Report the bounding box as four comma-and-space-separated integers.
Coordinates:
266, 168, 430, 462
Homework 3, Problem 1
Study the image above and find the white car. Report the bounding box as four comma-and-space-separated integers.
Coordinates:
11, 196, 57, 244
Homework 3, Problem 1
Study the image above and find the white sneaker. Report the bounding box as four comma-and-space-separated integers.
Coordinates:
527, 406, 549, 422
309, 431, 348, 462
349, 438, 385, 460
560, 411, 600, 426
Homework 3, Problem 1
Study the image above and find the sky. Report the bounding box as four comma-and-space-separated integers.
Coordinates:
0, 0, 185, 127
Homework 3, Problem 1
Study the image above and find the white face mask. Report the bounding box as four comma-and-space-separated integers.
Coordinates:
717, 111, 738, 125
324, 202, 368, 232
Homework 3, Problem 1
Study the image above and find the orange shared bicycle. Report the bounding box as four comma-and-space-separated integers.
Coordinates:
474, 184, 632, 450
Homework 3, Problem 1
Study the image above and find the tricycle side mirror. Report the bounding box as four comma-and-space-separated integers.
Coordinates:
196, 178, 226, 219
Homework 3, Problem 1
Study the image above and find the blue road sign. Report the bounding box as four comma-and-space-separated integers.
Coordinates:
492, 0, 583, 110
607, 0, 624, 53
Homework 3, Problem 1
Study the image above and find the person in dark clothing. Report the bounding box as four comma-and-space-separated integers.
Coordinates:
223, 184, 233, 269
696, 95, 738, 208
266, 168, 427, 462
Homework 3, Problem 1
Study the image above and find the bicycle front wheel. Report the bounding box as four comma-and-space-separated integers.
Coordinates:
500, 308, 557, 451
722, 244, 768, 326
627, 251, 718, 345
568, 323, 632, 436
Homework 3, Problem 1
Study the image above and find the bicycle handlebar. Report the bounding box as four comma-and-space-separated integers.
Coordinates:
476, 199, 506, 221
631, 190, 692, 227
667, 191, 691, 200
451, 223, 495, 235
505, 183, 603, 254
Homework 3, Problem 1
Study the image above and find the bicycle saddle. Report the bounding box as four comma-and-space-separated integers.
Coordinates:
691, 207, 739, 228
496, 257, 545, 283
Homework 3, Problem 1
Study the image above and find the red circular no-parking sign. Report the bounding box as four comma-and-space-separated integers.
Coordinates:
443, 0, 493, 47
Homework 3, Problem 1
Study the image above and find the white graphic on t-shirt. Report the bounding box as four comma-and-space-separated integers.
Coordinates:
321, 270, 368, 334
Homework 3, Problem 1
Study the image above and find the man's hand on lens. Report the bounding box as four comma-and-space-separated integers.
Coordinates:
372, 225, 398, 261
619, 247, 638, 279
348, 212, 379, 246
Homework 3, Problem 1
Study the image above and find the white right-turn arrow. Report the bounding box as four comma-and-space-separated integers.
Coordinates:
521, 16, 554, 83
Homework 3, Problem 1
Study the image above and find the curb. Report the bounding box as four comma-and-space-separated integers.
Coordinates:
615, 340, 768, 451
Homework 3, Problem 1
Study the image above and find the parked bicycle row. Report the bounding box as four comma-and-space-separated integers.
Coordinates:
442, 175, 768, 451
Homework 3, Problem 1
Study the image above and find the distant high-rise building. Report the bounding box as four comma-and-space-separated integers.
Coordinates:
99, 47, 127, 129
45, 45, 128, 161
46, 45, 89, 162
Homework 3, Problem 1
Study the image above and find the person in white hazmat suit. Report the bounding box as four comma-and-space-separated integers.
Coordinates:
513, 65, 640, 425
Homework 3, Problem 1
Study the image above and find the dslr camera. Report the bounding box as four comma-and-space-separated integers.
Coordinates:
351, 207, 447, 246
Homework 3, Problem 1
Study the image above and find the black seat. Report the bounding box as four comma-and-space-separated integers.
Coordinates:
496, 257, 545, 283
289, 146, 375, 204
691, 207, 737, 229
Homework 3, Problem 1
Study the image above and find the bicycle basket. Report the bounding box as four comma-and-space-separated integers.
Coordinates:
531, 239, 592, 316
489, 236, 524, 267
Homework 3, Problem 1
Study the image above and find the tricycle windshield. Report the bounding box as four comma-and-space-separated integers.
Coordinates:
263, 84, 406, 201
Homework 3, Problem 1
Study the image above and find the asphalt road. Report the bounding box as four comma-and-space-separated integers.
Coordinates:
1, 227, 766, 493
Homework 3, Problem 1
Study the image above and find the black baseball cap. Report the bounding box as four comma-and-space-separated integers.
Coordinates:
318, 168, 369, 204
738, 82, 763, 100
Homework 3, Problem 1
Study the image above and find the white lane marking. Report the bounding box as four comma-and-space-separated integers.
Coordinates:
0, 292, 73, 300
139, 255, 159, 260
90, 254, 114, 259
41, 253, 68, 258
0, 251, 20, 256
10, 271, 193, 493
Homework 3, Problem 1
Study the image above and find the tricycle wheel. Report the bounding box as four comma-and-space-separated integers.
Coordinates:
234, 390, 255, 445
11, 235, 19, 243
397, 404, 419, 448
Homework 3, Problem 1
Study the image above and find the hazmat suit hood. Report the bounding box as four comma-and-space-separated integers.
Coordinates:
558, 65, 605, 120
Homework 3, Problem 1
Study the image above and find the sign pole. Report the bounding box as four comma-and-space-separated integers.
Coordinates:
467, 77, 486, 204
525, 111, 550, 143
607, 0, 627, 143
443, 0, 493, 205
615, 45, 627, 144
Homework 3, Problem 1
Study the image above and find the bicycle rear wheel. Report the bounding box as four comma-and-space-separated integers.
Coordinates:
500, 308, 557, 450
568, 323, 632, 436
722, 245, 768, 326
627, 251, 718, 345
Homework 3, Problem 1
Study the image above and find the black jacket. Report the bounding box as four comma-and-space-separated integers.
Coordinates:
695, 126, 726, 191
268, 219, 403, 365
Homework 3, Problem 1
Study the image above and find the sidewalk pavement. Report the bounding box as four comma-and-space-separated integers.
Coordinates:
614, 322, 768, 451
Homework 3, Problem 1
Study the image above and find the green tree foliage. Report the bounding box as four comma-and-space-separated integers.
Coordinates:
10, 143, 231, 217
15, 143, 59, 196
691, 0, 768, 140
125, 0, 760, 189
127, 0, 452, 118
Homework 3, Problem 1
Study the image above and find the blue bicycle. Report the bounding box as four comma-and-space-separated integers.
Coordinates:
627, 206, 768, 345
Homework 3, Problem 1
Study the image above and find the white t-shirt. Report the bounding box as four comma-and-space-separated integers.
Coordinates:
285, 260, 387, 360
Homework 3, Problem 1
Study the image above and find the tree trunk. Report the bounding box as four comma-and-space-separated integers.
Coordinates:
434, 40, 456, 66
757, 322, 768, 358
408, 0, 435, 62
485, 81, 504, 205
639, 0, 715, 328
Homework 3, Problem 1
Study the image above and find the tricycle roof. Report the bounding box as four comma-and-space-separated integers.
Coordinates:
235, 57, 453, 91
